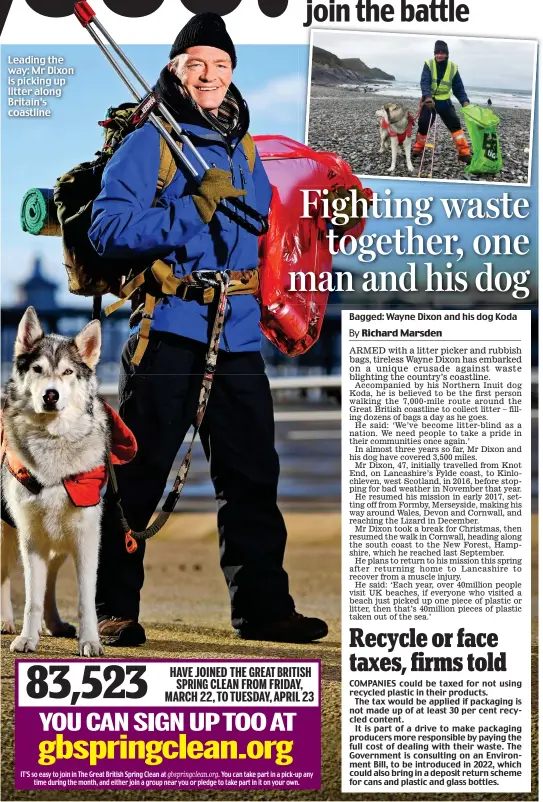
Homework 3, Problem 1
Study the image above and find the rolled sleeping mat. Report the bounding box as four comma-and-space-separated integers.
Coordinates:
20, 188, 61, 236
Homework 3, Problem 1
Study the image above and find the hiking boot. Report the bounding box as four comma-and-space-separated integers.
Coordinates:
236, 612, 328, 643
451, 129, 471, 164
412, 132, 427, 159
98, 617, 146, 647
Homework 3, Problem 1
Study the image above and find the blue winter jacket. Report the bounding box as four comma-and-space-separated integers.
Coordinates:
89, 77, 272, 352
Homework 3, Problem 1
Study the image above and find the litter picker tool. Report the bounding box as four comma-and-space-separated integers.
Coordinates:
417, 112, 439, 179
73, 1, 269, 238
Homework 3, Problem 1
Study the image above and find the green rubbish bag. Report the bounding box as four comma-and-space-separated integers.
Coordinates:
459, 104, 502, 175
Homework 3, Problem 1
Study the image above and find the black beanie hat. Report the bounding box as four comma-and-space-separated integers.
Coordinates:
434, 40, 449, 55
169, 13, 237, 68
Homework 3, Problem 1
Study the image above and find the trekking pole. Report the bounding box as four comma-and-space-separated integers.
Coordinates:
73, 1, 268, 237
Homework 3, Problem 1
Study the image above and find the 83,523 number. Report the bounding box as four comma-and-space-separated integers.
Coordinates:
25, 665, 147, 704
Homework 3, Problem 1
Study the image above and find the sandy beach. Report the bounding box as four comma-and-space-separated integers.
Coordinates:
307, 85, 533, 183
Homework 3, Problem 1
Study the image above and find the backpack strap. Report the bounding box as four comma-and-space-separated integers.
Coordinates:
129, 128, 178, 364
241, 132, 256, 173
106, 128, 179, 362
131, 292, 157, 367
154, 123, 178, 203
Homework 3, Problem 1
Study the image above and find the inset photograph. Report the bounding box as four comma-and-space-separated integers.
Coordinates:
306, 31, 536, 183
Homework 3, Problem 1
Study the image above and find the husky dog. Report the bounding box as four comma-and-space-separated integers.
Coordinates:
375, 103, 415, 174
1, 307, 106, 656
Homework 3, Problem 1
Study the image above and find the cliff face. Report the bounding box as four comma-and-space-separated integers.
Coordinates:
312, 46, 344, 69
312, 46, 395, 85
340, 57, 395, 80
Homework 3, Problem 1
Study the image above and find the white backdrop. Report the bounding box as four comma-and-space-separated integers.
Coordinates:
1, 0, 541, 45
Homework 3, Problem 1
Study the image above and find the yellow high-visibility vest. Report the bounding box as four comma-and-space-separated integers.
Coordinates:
426, 58, 458, 100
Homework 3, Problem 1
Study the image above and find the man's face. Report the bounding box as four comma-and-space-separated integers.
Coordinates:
172, 45, 233, 115
434, 51, 448, 62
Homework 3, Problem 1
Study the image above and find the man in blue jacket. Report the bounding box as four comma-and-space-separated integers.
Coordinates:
413, 40, 472, 164
89, 13, 328, 647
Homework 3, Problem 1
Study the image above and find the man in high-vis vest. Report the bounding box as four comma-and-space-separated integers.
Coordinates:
413, 40, 472, 164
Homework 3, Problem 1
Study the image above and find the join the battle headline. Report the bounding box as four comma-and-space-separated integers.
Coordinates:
304, 0, 469, 26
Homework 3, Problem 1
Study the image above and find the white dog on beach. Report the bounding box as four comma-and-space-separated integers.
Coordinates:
1, 307, 110, 656
376, 102, 416, 174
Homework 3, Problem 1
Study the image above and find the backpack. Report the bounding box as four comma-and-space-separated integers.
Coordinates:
53, 103, 257, 298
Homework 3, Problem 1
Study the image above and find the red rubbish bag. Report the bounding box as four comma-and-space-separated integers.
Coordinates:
255, 135, 372, 357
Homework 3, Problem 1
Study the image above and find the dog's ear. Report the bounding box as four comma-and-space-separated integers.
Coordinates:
15, 307, 44, 356
74, 320, 101, 369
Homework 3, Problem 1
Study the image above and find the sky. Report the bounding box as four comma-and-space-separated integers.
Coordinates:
312, 31, 537, 90
0, 41, 538, 308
